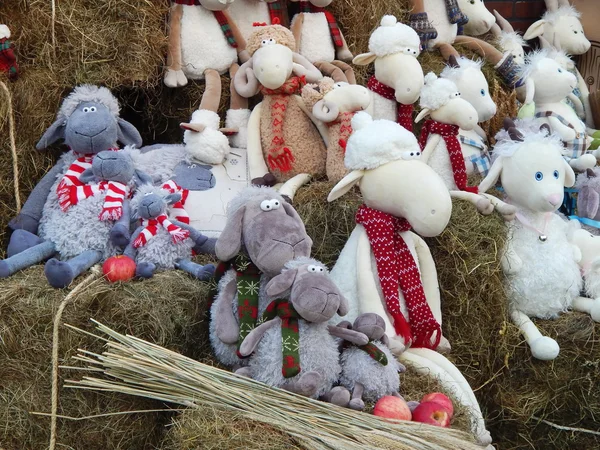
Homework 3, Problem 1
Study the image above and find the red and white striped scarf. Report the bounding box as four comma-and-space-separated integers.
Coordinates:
367, 76, 415, 132
355, 205, 442, 350
162, 180, 190, 224
133, 214, 190, 248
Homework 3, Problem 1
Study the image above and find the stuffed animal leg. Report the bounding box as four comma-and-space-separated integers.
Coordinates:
0, 240, 57, 278
510, 309, 560, 361
44, 249, 103, 288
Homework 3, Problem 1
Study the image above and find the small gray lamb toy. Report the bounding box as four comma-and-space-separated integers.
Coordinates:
123, 175, 215, 280
236, 259, 369, 406
335, 313, 406, 411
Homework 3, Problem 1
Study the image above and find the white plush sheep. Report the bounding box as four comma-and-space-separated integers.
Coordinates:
328, 111, 493, 446
520, 49, 596, 172
417, 72, 515, 219
490, 10, 527, 65
456, 0, 495, 37
353, 15, 423, 132
441, 55, 496, 178
479, 119, 600, 361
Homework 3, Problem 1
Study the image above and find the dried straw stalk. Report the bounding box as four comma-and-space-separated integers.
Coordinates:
64, 320, 480, 450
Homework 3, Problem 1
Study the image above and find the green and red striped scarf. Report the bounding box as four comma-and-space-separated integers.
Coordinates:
298, 1, 343, 48
344, 340, 388, 365
267, 1, 286, 25
173, 0, 238, 48
261, 298, 301, 378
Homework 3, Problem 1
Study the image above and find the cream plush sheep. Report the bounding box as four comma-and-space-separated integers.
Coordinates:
301, 77, 371, 183
479, 119, 600, 361
328, 112, 493, 446
353, 15, 424, 132
490, 10, 527, 66
417, 72, 515, 219
227, 0, 286, 43
441, 55, 496, 178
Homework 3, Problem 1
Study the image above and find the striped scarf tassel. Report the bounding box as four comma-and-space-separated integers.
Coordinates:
133, 214, 190, 248
99, 182, 128, 221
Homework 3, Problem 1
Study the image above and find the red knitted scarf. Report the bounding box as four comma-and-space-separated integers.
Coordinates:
330, 111, 354, 152
162, 180, 190, 224
298, 1, 343, 47
133, 214, 190, 247
355, 205, 442, 349
367, 76, 414, 132
418, 120, 478, 194
259, 76, 306, 172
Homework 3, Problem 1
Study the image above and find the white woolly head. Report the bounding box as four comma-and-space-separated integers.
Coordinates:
58, 85, 120, 121
494, 122, 565, 159
344, 113, 422, 171
543, 5, 581, 23
497, 31, 527, 52
440, 57, 484, 80
520, 49, 578, 102
368, 15, 421, 58
419, 72, 460, 111
543, 5, 590, 55
0, 25, 10, 40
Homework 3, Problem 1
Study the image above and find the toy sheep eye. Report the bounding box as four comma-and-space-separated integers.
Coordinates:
334, 82, 348, 88
574, 31, 578, 34
553, 170, 559, 179
190, 164, 197, 168
83, 107, 90, 113
143, 192, 152, 196
402, 150, 420, 160
270, 199, 281, 209
480, 89, 486, 96
307, 265, 324, 273
89, 106, 96, 112
558, 68, 563, 73
535, 171, 544, 181
469, 0, 474, 4
260, 200, 273, 211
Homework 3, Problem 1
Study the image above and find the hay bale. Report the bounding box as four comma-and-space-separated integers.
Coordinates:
0, 262, 214, 449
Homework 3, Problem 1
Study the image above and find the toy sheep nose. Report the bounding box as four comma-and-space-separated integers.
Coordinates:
548, 194, 562, 206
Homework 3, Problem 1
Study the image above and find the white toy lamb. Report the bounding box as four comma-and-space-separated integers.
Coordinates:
479, 119, 600, 361
328, 111, 493, 446
417, 72, 515, 219
490, 10, 527, 66
353, 15, 424, 132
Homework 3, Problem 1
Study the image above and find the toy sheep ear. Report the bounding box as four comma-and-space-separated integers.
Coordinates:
524, 20, 547, 41
36, 119, 66, 150
180, 122, 206, 133
79, 168, 96, 184
352, 52, 377, 66
503, 117, 516, 131
539, 124, 551, 136
215, 205, 246, 261
133, 169, 154, 187
266, 268, 298, 298
415, 108, 431, 123
546, 0, 560, 11
117, 118, 143, 148
538, 35, 552, 50
312, 100, 339, 122
328, 170, 364, 202
578, 186, 600, 219
479, 158, 504, 193
165, 192, 182, 206
563, 160, 576, 188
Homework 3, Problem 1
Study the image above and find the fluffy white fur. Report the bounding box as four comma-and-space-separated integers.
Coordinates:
568, 225, 600, 299
180, 5, 238, 79
226, 185, 281, 220
293, 13, 335, 63
184, 109, 231, 164
344, 112, 421, 171
494, 124, 565, 159
543, 5, 581, 23
58, 85, 120, 120
496, 32, 527, 62
419, 73, 459, 112
225, 108, 251, 149
368, 15, 421, 57
518, 48, 556, 81
423, 0, 457, 49
0, 25, 10, 40
339, 341, 401, 402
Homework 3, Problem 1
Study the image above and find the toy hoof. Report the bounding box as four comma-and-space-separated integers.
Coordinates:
327, 386, 350, 407
530, 336, 560, 360
110, 224, 131, 248
475, 429, 493, 446
7, 229, 43, 257
195, 263, 216, 281
44, 258, 75, 288
0, 260, 11, 278
297, 371, 321, 397
136, 262, 156, 279
348, 397, 365, 411
164, 69, 188, 88
476, 198, 494, 215
590, 300, 600, 322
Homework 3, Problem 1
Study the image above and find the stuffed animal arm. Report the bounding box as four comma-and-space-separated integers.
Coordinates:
238, 318, 280, 356
327, 324, 370, 345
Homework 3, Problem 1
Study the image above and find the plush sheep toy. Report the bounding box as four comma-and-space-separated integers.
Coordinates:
490, 10, 527, 66
1, 85, 142, 288
209, 186, 313, 368
334, 313, 405, 411
0, 25, 18, 80
123, 178, 215, 280
237, 258, 368, 405
479, 119, 600, 361
353, 15, 424, 132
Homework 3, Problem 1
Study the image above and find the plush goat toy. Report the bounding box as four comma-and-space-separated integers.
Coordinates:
301, 77, 371, 183
327, 112, 493, 445
490, 10, 527, 66
0, 25, 18, 80
1, 85, 142, 288
334, 313, 405, 411
228, 0, 288, 44
479, 119, 600, 361
417, 72, 515, 219
123, 179, 215, 280
353, 15, 424, 132
209, 186, 313, 368
237, 258, 368, 405
233, 22, 325, 189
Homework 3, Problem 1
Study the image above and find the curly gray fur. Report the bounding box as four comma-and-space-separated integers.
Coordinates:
58, 85, 120, 121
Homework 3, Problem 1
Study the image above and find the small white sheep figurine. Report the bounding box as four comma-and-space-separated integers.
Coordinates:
490, 10, 527, 66
327, 112, 493, 446
441, 55, 496, 178
479, 118, 600, 361
353, 15, 424, 132
520, 49, 597, 172
237, 257, 369, 406
417, 72, 515, 219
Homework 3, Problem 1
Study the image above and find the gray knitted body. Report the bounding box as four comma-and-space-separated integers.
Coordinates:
339, 341, 400, 402
247, 320, 341, 398
38, 152, 119, 260
134, 225, 194, 270
209, 269, 273, 367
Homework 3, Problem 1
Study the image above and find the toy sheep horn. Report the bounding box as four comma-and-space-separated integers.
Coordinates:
539, 123, 552, 136
447, 55, 460, 68
545, 0, 559, 11
454, 36, 504, 65
508, 127, 524, 142
493, 10, 514, 33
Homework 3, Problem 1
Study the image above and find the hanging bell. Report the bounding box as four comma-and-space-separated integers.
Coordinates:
539, 235, 547, 242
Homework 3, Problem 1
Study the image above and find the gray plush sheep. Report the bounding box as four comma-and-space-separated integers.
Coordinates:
335, 313, 405, 410
1, 85, 142, 288
237, 258, 369, 405
123, 177, 215, 280
209, 186, 313, 368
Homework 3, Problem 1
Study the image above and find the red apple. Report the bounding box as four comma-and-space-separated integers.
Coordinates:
373, 396, 412, 421
421, 392, 454, 419
412, 401, 451, 428
103, 255, 136, 283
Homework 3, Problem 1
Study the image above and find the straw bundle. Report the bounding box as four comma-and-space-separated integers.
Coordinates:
66, 320, 480, 450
